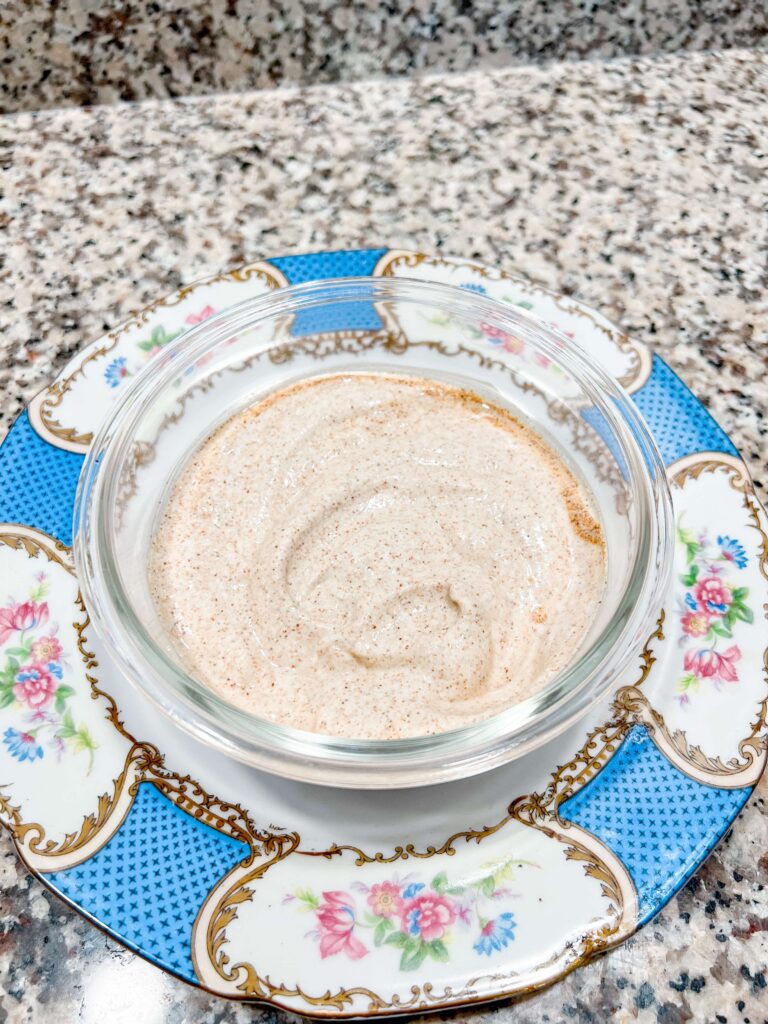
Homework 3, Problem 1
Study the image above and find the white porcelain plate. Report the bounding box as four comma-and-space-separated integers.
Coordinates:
0, 248, 765, 1016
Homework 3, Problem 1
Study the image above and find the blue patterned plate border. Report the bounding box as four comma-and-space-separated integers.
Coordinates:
0, 248, 764, 1016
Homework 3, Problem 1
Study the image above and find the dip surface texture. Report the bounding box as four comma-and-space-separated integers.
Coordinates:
149, 373, 606, 738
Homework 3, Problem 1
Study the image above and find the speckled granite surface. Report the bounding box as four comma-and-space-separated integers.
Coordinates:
0, 47, 767, 1023
2, 0, 767, 113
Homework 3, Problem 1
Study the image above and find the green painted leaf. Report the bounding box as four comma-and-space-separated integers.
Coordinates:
676, 674, 697, 693
295, 887, 320, 910
73, 728, 97, 753
385, 931, 409, 949
676, 524, 699, 564
710, 621, 733, 638
0, 690, 15, 709
478, 875, 496, 899
733, 604, 753, 623
431, 872, 448, 893
400, 940, 428, 972
57, 710, 77, 739
151, 326, 176, 345
7, 657, 19, 671
428, 939, 450, 962
374, 918, 394, 946
5, 646, 29, 658
732, 587, 748, 601
55, 685, 75, 700
681, 564, 699, 586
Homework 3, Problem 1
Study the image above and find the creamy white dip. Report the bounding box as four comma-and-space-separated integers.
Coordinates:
149, 373, 605, 739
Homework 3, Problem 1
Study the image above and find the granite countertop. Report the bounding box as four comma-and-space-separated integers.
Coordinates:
0, 46, 767, 1023
3, 0, 767, 114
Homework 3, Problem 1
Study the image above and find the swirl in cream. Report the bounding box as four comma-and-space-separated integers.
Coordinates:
149, 373, 605, 739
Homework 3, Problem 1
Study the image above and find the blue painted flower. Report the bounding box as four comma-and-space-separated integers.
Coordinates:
474, 912, 516, 955
718, 535, 748, 570
402, 882, 425, 900
460, 283, 487, 295
104, 357, 129, 388
684, 592, 698, 612
3, 727, 44, 763
47, 662, 63, 679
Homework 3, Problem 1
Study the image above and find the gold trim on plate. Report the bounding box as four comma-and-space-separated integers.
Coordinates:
372, 250, 653, 394
0, 526, 271, 868
26, 261, 289, 453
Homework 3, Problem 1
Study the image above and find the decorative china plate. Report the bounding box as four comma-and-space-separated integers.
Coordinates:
1, 249, 765, 1016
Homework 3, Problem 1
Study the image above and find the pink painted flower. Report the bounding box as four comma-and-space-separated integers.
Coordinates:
456, 902, 472, 926
684, 646, 741, 683
549, 322, 575, 341
185, 305, 216, 326
0, 601, 49, 644
400, 892, 457, 942
503, 336, 525, 355
694, 577, 732, 615
481, 322, 507, 343
681, 610, 711, 638
30, 635, 63, 664
533, 352, 552, 368
367, 881, 404, 919
316, 891, 367, 960
25, 708, 56, 726
13, 664, 57, 708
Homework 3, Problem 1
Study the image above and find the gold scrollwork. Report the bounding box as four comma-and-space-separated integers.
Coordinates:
607, 483, 768, 788
372, 250, 652, 394
299, 815, 514, 866
0, 527, 271, 869
193, 830, 631, 1016
290, 614, 663, 873
668, 452, 752, 493
3, 413, 766, 1013
0, 525, 74, 572
12, 744, 146, 869
189, 619, 662, 1013
611, 685, 766, 788
639, 458, 768, 787
266, 328, 623, 496
27, 261, 289, 452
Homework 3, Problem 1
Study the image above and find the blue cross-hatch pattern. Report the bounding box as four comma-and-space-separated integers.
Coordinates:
269, 248, 388, 336
631, 354, 738, 465
559, 725, 751, 923
0, 412, 84, 546
0, 248, 755, 973
47, 783, 248, 981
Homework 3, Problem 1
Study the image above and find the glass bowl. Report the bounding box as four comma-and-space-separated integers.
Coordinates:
73, 277, 673, 788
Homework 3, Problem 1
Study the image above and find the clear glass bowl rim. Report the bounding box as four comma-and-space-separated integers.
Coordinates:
73, 276, 673, 787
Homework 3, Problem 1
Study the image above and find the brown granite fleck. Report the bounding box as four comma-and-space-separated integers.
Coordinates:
0, 46, 766, 1023
0, 0, 767, 113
